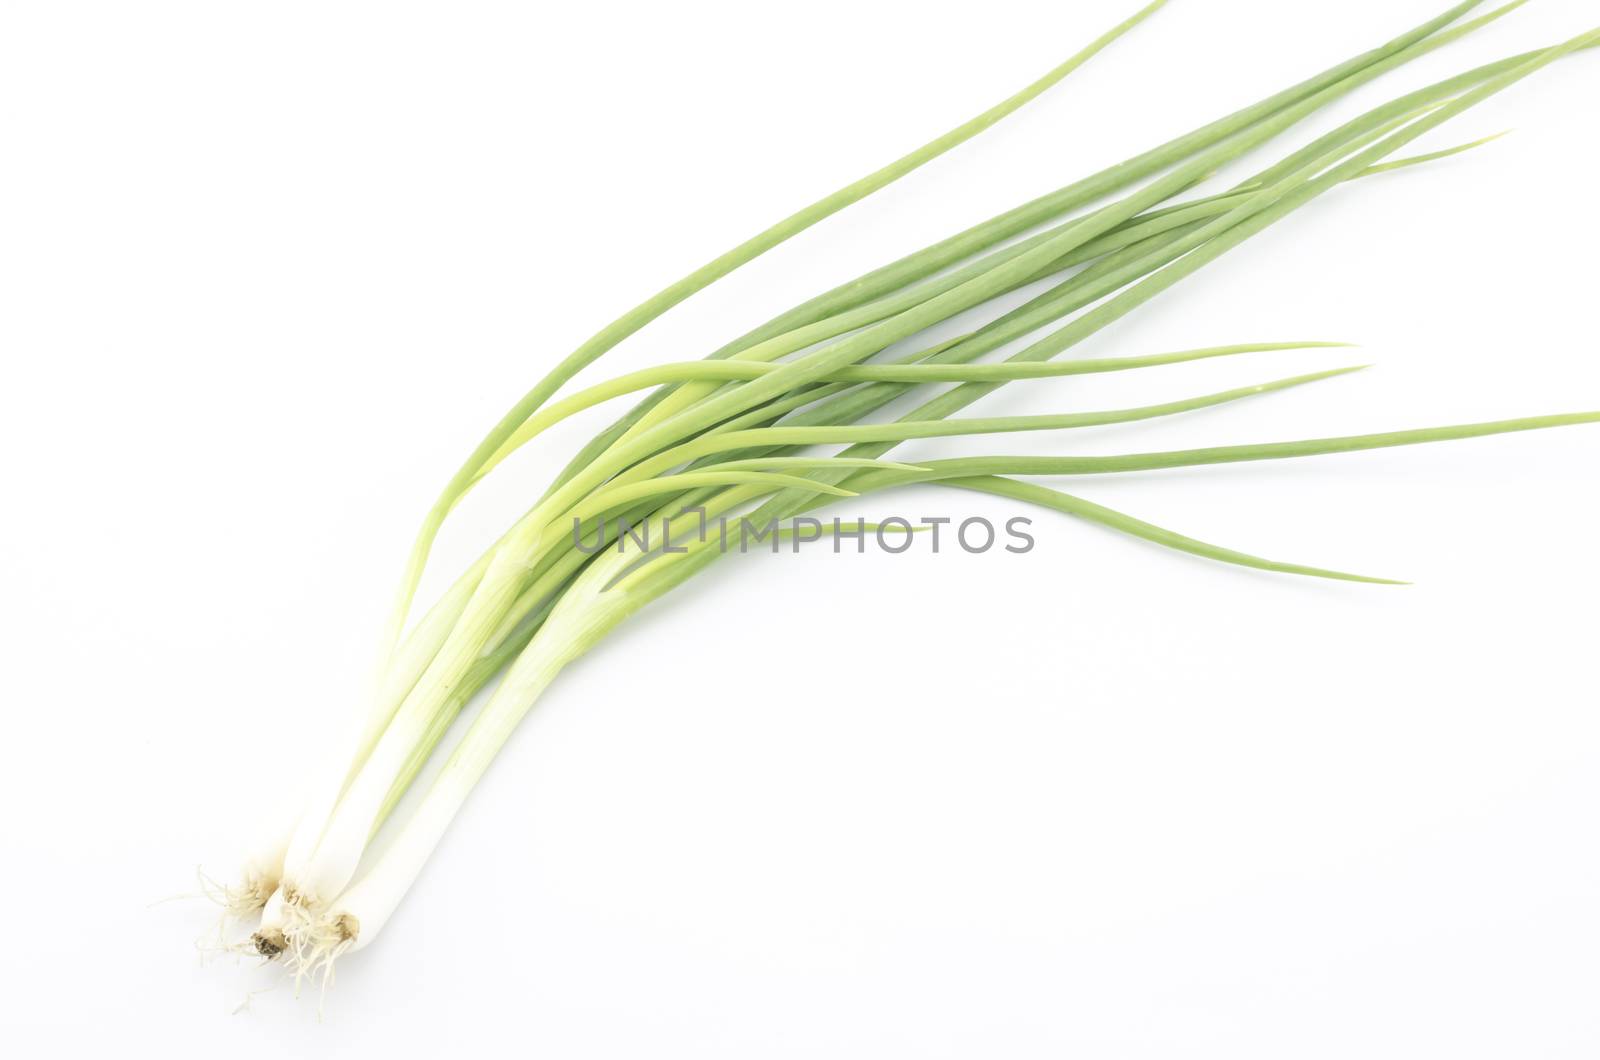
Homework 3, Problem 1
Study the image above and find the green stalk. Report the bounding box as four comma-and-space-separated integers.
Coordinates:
371, 4, 1497, 752
905, 413, 1600, 480
606, 365, 1371, 592
941, 476, 1407, 584
543, 1, 1495, 496
376, 0, 1169, 671
567, 101, 1427, 525
623, 366, 1370, 482
624, 473, 1404, 587
473, 342, 1351, 483
749, 34, 1583, 500
643, 22, 1543, 496
517, 100, 1444, 564
618, 410, 1600, 602
511, 47, 1539, 616
585, 6, 1528, 510
599, 31, 1597, 603
489, 98, 1472, 618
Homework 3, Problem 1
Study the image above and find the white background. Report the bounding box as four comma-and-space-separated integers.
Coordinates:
3, 0, 1597, 1054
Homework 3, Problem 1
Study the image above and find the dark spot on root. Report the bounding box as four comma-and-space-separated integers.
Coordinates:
253, 931, 285, 958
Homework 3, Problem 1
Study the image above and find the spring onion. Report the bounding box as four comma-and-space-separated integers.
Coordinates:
196, 1, 1599, 988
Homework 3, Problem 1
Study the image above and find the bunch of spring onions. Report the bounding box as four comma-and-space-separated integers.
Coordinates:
205, 0, 1600, 984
